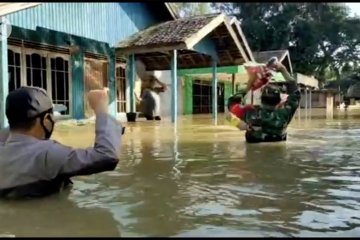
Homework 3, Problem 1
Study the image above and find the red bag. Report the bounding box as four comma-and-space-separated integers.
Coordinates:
245, 64, 273, 91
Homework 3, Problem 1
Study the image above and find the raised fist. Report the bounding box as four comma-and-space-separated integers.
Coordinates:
88, 88, 109, 113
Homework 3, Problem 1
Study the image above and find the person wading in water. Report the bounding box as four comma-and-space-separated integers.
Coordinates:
227, 58, 301, 143
138, 74, 167, 121
0, 87, 124, 199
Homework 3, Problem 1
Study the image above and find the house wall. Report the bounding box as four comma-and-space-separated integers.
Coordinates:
6, 3, 159, 46
180, 75, 233, 115
296, 73, 319, 89
300, 91, 341, 108
150, 70, 184, 118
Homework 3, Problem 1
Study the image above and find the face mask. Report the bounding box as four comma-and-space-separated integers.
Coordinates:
41, 115, 54, 140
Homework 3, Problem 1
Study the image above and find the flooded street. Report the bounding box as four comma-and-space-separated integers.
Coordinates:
1, 110, 360, 237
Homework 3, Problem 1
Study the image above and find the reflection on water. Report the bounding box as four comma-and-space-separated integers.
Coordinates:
1, 110, 360, 237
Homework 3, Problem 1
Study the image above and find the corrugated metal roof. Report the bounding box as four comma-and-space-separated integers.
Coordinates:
0, 3, 41, 17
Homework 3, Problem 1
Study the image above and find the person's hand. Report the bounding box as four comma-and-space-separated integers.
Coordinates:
88, 88, 109, 114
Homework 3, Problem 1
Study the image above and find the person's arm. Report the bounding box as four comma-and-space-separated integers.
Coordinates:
154, 77, 167, 92
278, 65, 300, 107
272, 64, 300, 121
43, 88, 123, 179
43, 112, 123, 178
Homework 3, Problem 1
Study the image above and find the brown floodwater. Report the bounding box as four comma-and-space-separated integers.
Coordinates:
1, 109, 360, 237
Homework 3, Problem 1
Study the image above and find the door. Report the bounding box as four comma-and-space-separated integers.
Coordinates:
192, 79, 225, 114
116, 64, 127, 113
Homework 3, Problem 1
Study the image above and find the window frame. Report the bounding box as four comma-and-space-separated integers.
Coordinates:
8, 45, 72, 117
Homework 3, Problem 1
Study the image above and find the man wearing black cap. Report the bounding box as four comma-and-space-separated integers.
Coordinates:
0, 86, 124, 199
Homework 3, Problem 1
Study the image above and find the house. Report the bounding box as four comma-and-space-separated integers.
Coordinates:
344, 82, 360, 109
114, 14, 250, 122
0, 2, 176, 128
150, 17, 254, 116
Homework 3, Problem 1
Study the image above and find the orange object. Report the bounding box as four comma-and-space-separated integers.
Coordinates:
244, 63, 273, 91
229, 104, 255, 120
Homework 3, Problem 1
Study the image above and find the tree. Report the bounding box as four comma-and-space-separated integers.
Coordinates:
170, 3, 211, 18
211, 3, 360, 82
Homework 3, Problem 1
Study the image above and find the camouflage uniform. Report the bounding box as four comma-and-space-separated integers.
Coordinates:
229, 81, 300, 143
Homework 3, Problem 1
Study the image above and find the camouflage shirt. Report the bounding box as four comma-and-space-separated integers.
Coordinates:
242, 81, 300, 143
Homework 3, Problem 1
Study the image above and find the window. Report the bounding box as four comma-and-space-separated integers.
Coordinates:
26, 53, 47, 90
116, 66, 127, 113
8, 49, 21, 92
192, 80, 224, 114
51, 57, 70, 115
7, 46, 71, 116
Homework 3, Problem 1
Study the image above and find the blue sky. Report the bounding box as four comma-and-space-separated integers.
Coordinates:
346, 3, 360, 16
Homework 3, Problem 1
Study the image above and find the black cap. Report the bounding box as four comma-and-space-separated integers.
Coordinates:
261, 84, 281, 106
6, 86, 53, 123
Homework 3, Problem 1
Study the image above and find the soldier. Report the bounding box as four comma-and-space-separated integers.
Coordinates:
227, 59, 300, 143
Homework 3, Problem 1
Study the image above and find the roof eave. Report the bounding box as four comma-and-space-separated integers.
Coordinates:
116, 42, 187, 56
0, 3, 41, 17
184, 14, 226, 49
164, 3, 178, 20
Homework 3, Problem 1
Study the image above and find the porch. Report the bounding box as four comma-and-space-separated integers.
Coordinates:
115, 13, 251, 124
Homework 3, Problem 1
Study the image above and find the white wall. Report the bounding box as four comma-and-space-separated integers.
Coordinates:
149, 70, 183, 118
119, 61, 184, 121
296, 73, 319, 89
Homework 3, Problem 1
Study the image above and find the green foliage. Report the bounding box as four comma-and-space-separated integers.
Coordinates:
170, 3, 212, 18
210, 3, 360, 82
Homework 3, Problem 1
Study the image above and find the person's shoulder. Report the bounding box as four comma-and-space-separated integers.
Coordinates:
39, 139, 74, 160
39, 139, 68, 151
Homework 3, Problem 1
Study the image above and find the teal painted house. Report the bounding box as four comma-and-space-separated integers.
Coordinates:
0, 2, 175, 126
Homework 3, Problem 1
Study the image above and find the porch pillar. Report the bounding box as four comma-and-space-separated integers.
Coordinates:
309, 88, 312, 119
0, 16, 8, 128
70, 49, 85, 120
108, 49, 116, 116
326, 92, 334, 119
297, 87, 302, 120
171, 50, 178, 124
126, 54, 136, 113
304, 87, 308, 111
231, 73, 235, 94
212, 58, 218, 124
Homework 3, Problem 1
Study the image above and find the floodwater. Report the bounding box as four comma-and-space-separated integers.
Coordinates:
1, 109, 360, 237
